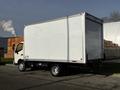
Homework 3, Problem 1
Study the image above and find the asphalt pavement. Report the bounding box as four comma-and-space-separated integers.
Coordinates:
0, 63, 120, 90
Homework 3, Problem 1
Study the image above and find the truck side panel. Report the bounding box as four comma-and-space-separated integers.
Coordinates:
69, 15, 85, 63
24, 19, 68, 62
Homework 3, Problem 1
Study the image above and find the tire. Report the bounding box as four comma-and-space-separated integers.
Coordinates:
50, 64, 62, 76
18, 61, 26, 72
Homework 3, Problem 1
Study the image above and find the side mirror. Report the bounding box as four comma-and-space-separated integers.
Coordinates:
15, 50, 18, 54
13, 44, 18, 54
12, 44, 15, 51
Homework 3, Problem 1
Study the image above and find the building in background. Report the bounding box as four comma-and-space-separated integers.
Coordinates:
0, 36, 23, 60
0, 38, 8, 61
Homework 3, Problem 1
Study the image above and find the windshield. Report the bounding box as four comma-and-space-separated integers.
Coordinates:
16, 43, 23, 52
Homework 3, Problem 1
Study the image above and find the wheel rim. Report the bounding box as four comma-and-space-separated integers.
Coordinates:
19, 63, 24, 71
52, 66, 59, 75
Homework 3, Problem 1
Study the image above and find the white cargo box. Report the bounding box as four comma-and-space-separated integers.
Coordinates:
24, 12, 103, 64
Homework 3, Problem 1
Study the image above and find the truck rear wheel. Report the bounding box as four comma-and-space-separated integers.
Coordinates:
50, 64, 62, 76
18, 61, 26, 72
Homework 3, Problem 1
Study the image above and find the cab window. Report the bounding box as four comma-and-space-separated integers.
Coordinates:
16, 43, 23, 52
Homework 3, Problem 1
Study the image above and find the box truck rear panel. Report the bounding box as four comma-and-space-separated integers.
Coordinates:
85, 16, 103, 60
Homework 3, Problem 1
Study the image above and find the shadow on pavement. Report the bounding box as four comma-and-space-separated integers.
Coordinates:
25, 61, 120, 77
66, 62, 120, 77
98, 62, 120, 76
0, 62, 5, 65
4, 61, 120, 90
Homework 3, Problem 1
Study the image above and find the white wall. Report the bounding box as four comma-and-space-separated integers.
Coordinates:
104, 22, 120, 46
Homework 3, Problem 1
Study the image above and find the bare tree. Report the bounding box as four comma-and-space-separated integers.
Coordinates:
102, 11, 120, 22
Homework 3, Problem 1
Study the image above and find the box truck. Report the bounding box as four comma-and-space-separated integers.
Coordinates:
14, 12, 103, 76
104, 21, 120, 59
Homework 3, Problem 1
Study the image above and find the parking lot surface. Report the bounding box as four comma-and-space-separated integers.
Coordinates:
1, 63, 120, 90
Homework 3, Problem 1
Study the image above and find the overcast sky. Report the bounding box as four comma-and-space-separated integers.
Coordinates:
0, 0, 120, 37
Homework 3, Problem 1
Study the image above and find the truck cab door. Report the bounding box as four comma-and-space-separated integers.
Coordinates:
14, 43, 24, 64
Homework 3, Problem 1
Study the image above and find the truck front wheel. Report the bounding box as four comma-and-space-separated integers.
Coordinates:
50, 64, 63, 76
18, 61, 26, 72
